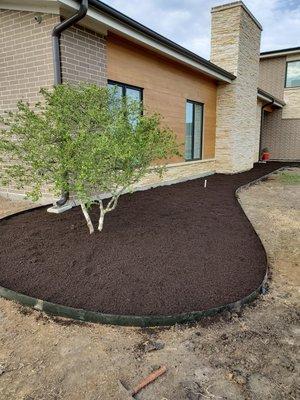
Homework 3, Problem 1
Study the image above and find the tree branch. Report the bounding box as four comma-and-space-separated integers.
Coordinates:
80, 202, 94, 234
98, 192, 121, 231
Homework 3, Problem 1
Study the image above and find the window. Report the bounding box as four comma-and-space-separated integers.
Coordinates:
108, 80, 143, 102
185, 100, 204, 161
285, 60, 300, 88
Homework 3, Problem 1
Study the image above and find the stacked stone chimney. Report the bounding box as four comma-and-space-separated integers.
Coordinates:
211, 1, 262, 173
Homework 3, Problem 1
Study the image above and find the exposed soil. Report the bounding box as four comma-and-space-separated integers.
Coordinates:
0, 162, 297, 316
0, 168, 299, 400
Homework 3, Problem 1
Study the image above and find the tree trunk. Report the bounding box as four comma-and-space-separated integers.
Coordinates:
80, 203, 94, 234
98, 200, 105, 231
98, 195, 120, 232
98, 209, 105, 231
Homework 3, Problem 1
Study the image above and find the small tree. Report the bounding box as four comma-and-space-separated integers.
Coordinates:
0, 84, 179, 234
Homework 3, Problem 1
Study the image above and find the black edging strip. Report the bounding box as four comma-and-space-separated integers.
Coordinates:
0, 168, 287, 327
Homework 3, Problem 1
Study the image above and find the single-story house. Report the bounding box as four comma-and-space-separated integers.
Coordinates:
0, 0, 299, 202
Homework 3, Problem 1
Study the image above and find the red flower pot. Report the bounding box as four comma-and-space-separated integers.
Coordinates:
262, 152, 270, 161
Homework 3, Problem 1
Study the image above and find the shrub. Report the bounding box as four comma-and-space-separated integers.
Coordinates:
0, 84, 179, 233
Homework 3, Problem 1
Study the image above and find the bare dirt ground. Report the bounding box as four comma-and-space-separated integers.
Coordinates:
0, 168, 299, 400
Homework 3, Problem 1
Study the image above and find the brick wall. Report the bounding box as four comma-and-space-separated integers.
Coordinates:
261, 109, 300, 160
0, 9, 59, 200
60, 25, 107, 85
259, 57, 286, 101
0, 10, 58, 113
258, 53, 300, 160
283, 53, 300, 120
0, 12, 108, 201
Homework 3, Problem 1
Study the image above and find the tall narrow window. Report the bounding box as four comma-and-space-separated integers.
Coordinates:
185, 100, 204, 161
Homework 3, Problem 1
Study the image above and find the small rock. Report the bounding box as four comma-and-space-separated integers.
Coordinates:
143, 340, 165, 352
0, 363, 6, 375
179, 381, 202, 400
223, 311, 232, 320
221, 333, 228, 340
181, 340, 196, 352
261, 285, 268, 295
227, 372, 234, 381
235, 375, 247, 385
222, 310, 232, 322
231, 302, 242, 313
150, 364, 161, 371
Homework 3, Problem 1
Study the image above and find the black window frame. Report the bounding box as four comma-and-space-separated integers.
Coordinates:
284, 60, 300, 88
107, 79, 144, 103
185, 99, 204, 162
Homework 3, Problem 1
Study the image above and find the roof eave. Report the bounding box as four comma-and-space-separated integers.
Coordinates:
58, 0, 235, 83
260, 46, 300, 59
2, 0, 236, 83
87, 0, 235, 82
257, 88, 285, 108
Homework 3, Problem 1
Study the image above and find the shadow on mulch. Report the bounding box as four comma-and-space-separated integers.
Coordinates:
0, 162, 298, 317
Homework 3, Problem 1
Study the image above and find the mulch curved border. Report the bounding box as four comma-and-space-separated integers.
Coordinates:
0, 167, 286, 327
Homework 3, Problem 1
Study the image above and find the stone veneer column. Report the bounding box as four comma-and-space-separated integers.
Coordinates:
210, 1, 262, 173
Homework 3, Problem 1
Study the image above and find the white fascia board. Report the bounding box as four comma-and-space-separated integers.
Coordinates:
0, 0, 59, 13
260, 50, 300, 59
59, 0, 232, 83
257, 93, 283, 108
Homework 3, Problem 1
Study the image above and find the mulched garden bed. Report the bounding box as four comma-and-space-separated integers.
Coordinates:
0, 162, 295, 316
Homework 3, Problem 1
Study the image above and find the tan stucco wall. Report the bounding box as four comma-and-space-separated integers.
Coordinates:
107, 33, 217, 164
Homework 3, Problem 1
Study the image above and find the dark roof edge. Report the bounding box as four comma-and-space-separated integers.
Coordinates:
260, 46, 300, 57
257, 88, 285, 106
88, 0, 236, 81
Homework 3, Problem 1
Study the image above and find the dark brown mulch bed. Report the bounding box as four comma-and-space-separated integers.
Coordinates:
0, 162, 296, 316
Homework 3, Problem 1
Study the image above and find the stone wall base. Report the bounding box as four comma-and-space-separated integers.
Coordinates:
1, 159, 216, 208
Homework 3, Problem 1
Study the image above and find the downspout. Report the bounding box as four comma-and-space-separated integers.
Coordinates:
259, 99, 274, 161
52, 0, 88, 206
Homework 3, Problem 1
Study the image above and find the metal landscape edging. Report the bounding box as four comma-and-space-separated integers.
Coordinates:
0, 168, 288, 327
0, 280, 266, 327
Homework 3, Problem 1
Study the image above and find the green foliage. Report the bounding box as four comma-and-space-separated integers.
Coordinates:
0, 83, 179, 232
278, 171, 300, 185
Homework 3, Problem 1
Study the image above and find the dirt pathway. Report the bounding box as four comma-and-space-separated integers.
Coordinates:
0, 168, 299, 400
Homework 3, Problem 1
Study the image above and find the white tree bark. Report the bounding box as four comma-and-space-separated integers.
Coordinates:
98, 195, 119, 231
80, 202, 94, 234
98, 199, 105, 232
